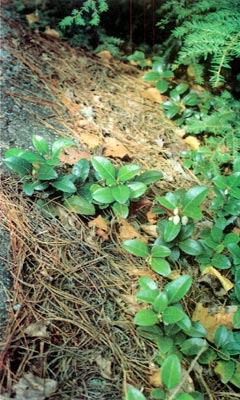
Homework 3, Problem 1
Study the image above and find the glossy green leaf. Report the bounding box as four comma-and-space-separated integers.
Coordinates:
182, 93, 200, 106
163, 306, 185, 324
150, 387, 166, 399
91, 156, 116, 184
156, 195, 177, 210
92, 187, 114, 203
162, 101, 181, 119
214, 325, 231, 348
22, 182, 35, 196
153, 292, 168, 313
161, 354, 181, 389
117, 164, 141, 182
51, 138, 75, 158
20, 151, 46, 163
150, 258, 171, 277
127, 182, 147, 199
163, 220, 181, 242
137, 325, 163, 341
123, 239, 149, 258
224, 233, 239, 246
151, 245, 171, 258
36, 165, 58, 180
72, 159, 90, 182
157, 336, 173, 354
170, 89, 180, 102
162, 70, 174, 78
32, 135, 49, 154
136, 289, 158, 304
111, 184, 130, 204
211, 226, 223, 243
126, 385, 147, 400
181, 338, 207, 356
52, 176, 76, 193
188, 321, 207, 338
4, 148, 25, 158
139, 276, 158, 291
137, 170, 163, 185
156, 79, 169, 93
112, 202, 129, 218
214, 360, 235, 384
177, 313, 192, 332
143, 71, 161, 82
4, 157, 32, 178
175, 83, 189, 94
64, 195, 95, 215
179, 239, 203, 256
212, 254, 231, 269
163, 275, 192, 304
182, 186, 209, 216
134, 309, 158, 326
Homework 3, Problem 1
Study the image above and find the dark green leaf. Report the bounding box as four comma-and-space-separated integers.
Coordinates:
139, 276, 158, 291
92, 156, 116, 184
157, 337, 173, 354
64, 195, 95, 215
212, 254, 231, 269
32, 135, 49, 154
182, 93, 200, 106
4, 148, 25, 158
174, 394, 194, 400
92, 187, 114, 204
181, 338, 207, 355
136, 289, 158, 304
177, 313, 192, 332
150, 387, 166, 399
22, 182, 35, 196
153, 292, 168, 313
111, 184, 130, 204
20, 152, 46, 163
134, 309, 158, 326
164, 275, 192, 304
143, 71, 161, 82
163, 220, 181, 242
156, 196, 176, 210
179, 239, 203, 255
162, 101, 181, 119
112, 202, 129, 218
117, 164, 141, 182
163, 306, 185, 324
127, 385, 147, 400
51, 138, 75, 158
233, 309, 240, 329
211, 226, 223, 243
188, 322, 207, 338
52, 176, 76, 193
182, 186, 209, 216
72, 159, 90, 182
156, 79, 169, 93
162, 70, 174, 78
151, 245, 171, 258
175, 83, 189, 94
214, 325, 231, 348
170, 89, 180, 102
4, 157, 32, 178
150, 258, 171, 277
123, 239, 149, 258
36, 165, 58, 180
127, 182, 147, 199
137, 170, 163, 185
161, 354, 181, 389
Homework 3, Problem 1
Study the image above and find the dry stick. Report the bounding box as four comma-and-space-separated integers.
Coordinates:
168, 341, 213, 400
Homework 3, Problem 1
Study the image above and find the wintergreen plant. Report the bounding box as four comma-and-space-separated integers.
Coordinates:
142, 56, 174, 94
90, 156, 162, 218
3, 136, 162, 219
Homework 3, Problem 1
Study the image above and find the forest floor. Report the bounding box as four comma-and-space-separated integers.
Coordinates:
0, 3, 233, 400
